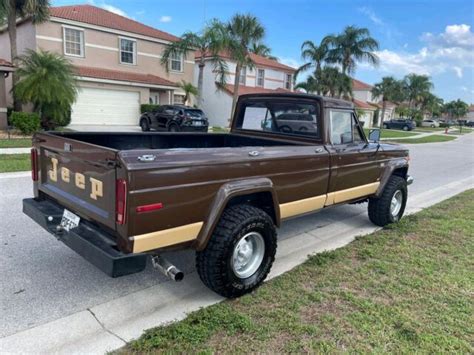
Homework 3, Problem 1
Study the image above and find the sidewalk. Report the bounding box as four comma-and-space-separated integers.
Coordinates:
0, 147, 30, 154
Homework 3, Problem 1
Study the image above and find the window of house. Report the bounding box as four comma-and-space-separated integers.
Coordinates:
149, 94, 160, 105
236, 99, 320, 138
120, 38, 136, 65
257, 69, 265, 87
330, 110, 364, 144
285, 73, 292, 90
173, 94, 185, 104
239, 67, 246, 85
170, 52, 183, 71
63, 27, 84, 57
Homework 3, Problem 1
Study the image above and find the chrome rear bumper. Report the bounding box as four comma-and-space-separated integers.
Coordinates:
407, 175, 414, 185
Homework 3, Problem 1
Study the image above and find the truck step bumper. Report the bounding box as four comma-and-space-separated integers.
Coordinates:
23, 198, 147, 278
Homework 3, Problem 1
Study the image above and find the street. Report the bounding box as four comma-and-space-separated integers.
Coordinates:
1, 134, 473, 352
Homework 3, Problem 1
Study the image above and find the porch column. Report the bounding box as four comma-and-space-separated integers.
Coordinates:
0, 74, 8, 129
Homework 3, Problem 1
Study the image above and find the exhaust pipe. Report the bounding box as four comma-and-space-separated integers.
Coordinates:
151, 255, 184, 282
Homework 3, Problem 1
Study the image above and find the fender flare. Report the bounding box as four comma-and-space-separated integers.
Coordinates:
193, 177, 280, 251
375, 158, 409, 197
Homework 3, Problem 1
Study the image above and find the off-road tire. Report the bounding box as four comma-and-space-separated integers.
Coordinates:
140, 118, 150, 132
368, 175, 407, 227
196, 204, 277, 298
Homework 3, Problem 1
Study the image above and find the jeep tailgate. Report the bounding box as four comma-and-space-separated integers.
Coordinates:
34, 133, 118, 230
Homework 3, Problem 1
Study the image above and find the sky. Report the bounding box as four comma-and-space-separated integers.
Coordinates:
52, 0, 474, 103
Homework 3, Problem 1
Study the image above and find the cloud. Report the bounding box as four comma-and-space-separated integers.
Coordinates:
136, 10, 145, 15
362, 24, 474, 80
87, 0, 130, 18
278, 57, 300, 69
159, 16, 172, 23
358, 7, 383, 25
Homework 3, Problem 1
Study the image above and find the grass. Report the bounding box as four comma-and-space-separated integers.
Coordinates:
0, 138, 32, 148
388, 135, 457, 144
120, 190, 474, 354
0, 154, 30, 173
364, 128, 418, 139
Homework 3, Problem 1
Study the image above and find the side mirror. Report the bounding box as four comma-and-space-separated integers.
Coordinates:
368, 128, 381, 143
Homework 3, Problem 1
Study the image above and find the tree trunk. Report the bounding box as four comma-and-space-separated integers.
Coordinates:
316, 62, 321, 95
7, 0, 21, 112
197, 60, 205, 108
380, 100, 387, 127
230, 62, 242, 124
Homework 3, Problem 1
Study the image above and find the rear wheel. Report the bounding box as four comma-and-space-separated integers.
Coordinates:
140, 118, 150, 132
168, 124, 179, 132
196, 204, 277, 298
383, 124, 388, 129
368, 175, 407, 226
403, 125, 409, 131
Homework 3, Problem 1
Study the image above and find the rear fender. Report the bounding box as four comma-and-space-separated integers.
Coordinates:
193, 177, 279, 251
375, 158, 409, 197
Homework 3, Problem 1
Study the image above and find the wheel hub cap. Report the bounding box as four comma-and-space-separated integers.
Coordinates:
390, 190, 403, 217
231, 232, 265, 279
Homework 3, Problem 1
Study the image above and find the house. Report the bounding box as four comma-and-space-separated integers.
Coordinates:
0, 5, 195, 127
195, 51, 296, 127
352, 78, 396, 127
0, 59, 14, 129
467, 105, 474, 120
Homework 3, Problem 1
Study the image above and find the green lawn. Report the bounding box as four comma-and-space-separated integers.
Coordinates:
388, 135, 457, 144
0, 154, 30, 173
0, 138, 32, 148
121, 190, 474, 354
364, 128, 418, 139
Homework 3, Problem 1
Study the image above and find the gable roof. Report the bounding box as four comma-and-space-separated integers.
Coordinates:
74, 66, 177, 87
50, 5, 179, 42
196, 50, 296, 72
353, 99, 375, 110
352, 78, 373, 90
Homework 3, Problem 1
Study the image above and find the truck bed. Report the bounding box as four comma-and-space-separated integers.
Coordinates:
49, 132, 300, 150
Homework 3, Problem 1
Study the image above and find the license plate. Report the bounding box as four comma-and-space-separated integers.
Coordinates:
193, 121, 203, 126
60, 209, 80, 231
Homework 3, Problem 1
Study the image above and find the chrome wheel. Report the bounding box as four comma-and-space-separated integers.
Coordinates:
231, 232, 265, 279
390, 190, 403, 217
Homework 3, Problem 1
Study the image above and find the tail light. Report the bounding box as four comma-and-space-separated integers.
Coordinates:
116, 178, 127, 225
31, 148, 38, 181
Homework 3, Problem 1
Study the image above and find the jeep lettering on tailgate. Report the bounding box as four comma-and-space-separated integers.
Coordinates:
48, 157, 103, 200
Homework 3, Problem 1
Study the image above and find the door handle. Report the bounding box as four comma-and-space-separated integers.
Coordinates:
315, 148, 324, 153
248, 151, 260, 157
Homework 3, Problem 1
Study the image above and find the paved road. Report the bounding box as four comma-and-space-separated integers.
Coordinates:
1, 134, 473, 340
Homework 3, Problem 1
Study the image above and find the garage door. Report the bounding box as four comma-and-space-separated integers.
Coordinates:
71, 87, 140, 125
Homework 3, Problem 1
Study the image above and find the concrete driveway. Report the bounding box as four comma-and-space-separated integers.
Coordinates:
1, 134, 473, 353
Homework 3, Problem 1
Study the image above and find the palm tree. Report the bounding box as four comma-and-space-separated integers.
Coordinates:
294, 75, 318, 93
1, 0, 50, 111
403, 74, 433, 110
420, 93, 443, 117
296, 39, 331, 94
178, 80, 198, 105
318, 67, 352, 98
372, 77, 405, 125
326, 25, 379, 75
160, 19, 228, 108
225, 13, 266, 114
250, 43, 278, 60
14, 50, 78, 129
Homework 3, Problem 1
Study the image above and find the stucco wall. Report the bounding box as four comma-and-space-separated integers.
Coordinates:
0, 22, 36, 106
35, 21, 195, 85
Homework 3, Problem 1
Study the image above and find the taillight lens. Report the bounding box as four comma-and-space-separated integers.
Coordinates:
116, 179, 127, 225
31, 148, 38, 181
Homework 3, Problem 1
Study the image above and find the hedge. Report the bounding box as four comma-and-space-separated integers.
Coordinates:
141, 104, 160, 114
10, 112, 41, 135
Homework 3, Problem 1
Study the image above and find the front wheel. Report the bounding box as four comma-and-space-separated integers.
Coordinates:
168, 124, 179, 132
383, 124, 388, 129
196, 204, 277, 298
140, 118, 150, 132
368, 175, 407, 227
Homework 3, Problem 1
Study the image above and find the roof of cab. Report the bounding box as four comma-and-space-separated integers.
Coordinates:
238, 92, 354, 109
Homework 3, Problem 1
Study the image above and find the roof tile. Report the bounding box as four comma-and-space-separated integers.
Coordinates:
352, 78, 373, 90
74, 66, 177, 87
220, 84, 291, 96
50, 5, 179, 42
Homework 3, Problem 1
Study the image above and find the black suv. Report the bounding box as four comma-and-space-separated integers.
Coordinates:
140, 105, 209, 132
382, 118, 416, 131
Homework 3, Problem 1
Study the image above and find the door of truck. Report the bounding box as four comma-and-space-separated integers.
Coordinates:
325, 109, 382, 204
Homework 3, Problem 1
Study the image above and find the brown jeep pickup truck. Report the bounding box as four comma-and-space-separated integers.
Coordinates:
23, 93, 413, 298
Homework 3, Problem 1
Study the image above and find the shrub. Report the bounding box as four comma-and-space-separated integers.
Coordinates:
141, 104, 160, 114
10, 112, 41, 135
